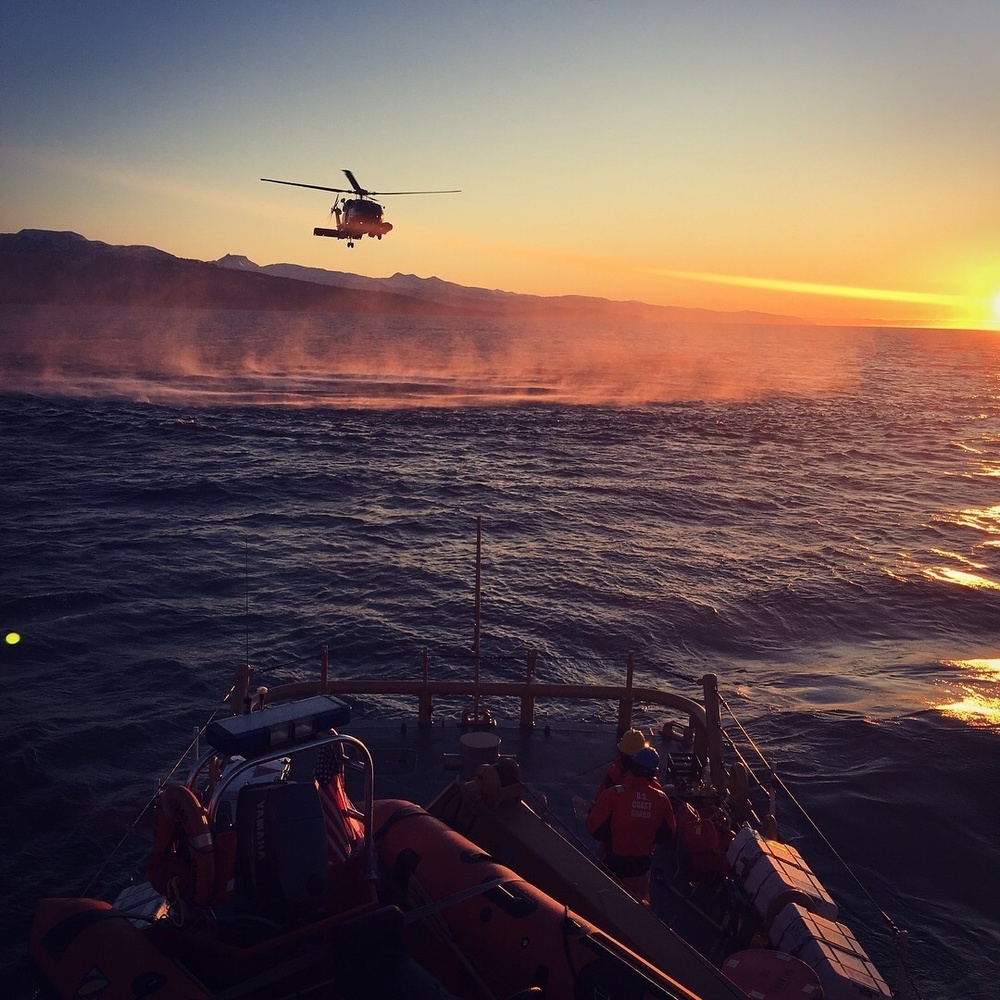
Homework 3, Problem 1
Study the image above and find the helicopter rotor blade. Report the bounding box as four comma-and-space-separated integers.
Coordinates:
261, 178, 353, 195
365, 189, 462, 196
263, 173, 461, 199
342, 169, 367, 196
342, 168, 458, 197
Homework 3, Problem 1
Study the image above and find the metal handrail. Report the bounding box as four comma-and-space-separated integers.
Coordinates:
228, 657, 719, 785
191, 731, 377, 883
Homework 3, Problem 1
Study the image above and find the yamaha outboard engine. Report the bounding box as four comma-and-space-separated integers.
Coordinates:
236, 781, 328, 922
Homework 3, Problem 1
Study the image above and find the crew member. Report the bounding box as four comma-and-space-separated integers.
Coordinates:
586, 745, 675, 903
599, 728, 648, 792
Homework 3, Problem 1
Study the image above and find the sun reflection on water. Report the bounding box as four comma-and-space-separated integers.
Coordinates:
937, 658, 1000, 727
924, 566, 1000, 591
922, 503, 1000, 592
948, 504, 1000, 532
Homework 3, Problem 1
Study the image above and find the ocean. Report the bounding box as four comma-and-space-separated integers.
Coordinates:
1, 305, 998, 998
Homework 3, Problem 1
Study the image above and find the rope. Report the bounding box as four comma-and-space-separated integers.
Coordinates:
718, 696, 926, 999
401, 876, 506, 925
717, 691, 911, 948
718, 724, 768, 791
520, 782, 599, 862
80, 680, 238, 899
396, 872, 502, 1000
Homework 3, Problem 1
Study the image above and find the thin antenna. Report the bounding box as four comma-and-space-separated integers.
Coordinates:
244, 538, 250, 667
473, 516, 482, 722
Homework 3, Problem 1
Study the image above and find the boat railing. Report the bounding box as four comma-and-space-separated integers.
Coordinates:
187, 731, 377, 884
227, 650, 727, 791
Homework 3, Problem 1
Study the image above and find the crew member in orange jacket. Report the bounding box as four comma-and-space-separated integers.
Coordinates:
586, 745, 675, 903
598, 728, 647, 793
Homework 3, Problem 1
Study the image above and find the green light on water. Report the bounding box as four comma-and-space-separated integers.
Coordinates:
5, 632, 20, 645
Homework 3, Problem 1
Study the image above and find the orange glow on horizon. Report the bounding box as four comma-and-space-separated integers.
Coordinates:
10, 144, 1000, 329
649, 266, 997, 328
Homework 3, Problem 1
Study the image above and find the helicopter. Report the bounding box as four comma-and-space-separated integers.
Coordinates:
260, 169, 460, 247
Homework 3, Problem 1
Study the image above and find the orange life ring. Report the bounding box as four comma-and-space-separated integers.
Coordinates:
148, 784, 216, 908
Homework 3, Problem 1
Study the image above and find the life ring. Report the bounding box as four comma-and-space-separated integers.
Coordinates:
148, 784, 216, 908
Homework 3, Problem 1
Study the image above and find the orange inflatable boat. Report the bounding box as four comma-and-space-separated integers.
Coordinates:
373, 798, 701, 1000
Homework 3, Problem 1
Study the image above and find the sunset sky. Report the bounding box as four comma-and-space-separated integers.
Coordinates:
2, 1, 999, 327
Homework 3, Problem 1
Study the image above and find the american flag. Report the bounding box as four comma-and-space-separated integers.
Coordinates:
314, 744, 365, 863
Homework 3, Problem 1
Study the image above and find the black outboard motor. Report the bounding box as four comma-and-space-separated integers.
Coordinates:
236, 781, 328, 922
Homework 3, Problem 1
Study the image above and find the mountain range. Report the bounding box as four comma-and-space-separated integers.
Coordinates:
0, 229, 804, 324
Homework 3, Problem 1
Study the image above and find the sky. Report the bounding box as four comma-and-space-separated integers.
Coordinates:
2, 1, 999, 328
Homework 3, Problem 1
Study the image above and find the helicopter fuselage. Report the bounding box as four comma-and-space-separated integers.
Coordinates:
314, 198, 392, 245
262, 169, 456, 248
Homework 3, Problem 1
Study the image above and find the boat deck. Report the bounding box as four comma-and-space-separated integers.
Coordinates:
343, 715, 666, 844
336, 712, 743, 964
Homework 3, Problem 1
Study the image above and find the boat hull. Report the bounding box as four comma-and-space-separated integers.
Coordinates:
29, 897, 209, 1000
